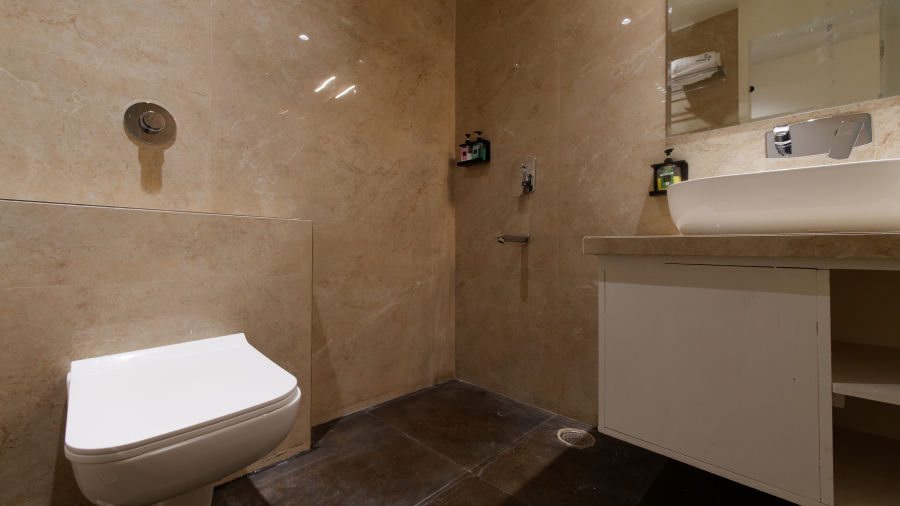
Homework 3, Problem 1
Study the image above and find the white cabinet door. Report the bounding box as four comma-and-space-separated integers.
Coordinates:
602, 263, 823, 502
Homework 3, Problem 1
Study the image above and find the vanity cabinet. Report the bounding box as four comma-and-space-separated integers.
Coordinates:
599, 261, 832, 505
587, 234, 900, 506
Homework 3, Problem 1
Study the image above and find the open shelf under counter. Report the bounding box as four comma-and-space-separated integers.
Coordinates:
834, 427, 900, 506
832, 342, 900, 406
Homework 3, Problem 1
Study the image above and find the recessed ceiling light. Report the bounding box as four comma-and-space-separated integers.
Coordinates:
298, 34, 309, 41
621, 18, 632, 25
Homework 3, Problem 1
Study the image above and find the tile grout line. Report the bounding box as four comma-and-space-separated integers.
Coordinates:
368, 379, 559, 473
480, 477, 530, 505
0, 197, 307, 221
411, 471, 472, 506
369, 396, 555, 473
367, 408, 470, 472
365, 413, 470, 499
453, 378, 568, 423
473, 413, 556, 474
368, 384, 557, 504
466, 414, 558, 493
413, 415, 559, 506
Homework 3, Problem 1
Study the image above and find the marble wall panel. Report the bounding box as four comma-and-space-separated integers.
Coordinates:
0, 45, 213, 212
1, 0, 210, 95
0, 0, 456, 481
0, 200, 311, 505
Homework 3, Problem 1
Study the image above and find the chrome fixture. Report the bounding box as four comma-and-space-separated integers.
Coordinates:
765, 113, 871, 160
497, 234, 529, 244
124, 102, 177, 146
520, 157, 536, 194
522, 169, 534, 194
772, 126, 791, 156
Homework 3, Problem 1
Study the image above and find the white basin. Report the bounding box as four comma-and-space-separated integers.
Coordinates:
667, 158, 900, 235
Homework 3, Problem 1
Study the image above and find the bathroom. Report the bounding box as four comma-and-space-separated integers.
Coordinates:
3, 0, 900, 505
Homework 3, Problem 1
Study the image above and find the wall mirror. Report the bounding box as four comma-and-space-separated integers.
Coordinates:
667, 0, 900, 136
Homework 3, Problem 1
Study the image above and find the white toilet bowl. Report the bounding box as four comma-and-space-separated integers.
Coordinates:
64, 333, 300, 506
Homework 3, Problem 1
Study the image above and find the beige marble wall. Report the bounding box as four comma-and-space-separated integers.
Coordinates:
455, 0, 900, 424
0, 200, 311, 505
1, 0, 455, 442
455, 0, 662, 424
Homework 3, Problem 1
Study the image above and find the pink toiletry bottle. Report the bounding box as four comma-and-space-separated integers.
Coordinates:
459, 133, 471, 162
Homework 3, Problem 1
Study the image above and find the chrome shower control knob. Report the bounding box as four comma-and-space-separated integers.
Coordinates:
124, 102, 177, 146
139, 110, 166, 134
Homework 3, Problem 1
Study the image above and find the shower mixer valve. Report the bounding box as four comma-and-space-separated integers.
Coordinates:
522, 170, 534, 194
520, 157, 536, 195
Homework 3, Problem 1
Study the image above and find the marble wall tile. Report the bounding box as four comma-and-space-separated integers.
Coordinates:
0, 201, 312, 506
669, 94, 900, 177
454, 0, 576, 419
1, 3, 456, 502
206, 0, 456, 424
1, 0, 210, 95
0, 45, 213, 212
0, 202, 308, 289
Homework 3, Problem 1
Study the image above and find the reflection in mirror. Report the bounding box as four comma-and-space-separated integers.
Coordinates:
667, 0, 900, 136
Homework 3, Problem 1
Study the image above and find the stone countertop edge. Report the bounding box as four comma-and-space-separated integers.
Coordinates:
582, 233, 900, 260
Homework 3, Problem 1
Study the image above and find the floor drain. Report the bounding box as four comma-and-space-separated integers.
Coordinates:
556, 428, 595, 449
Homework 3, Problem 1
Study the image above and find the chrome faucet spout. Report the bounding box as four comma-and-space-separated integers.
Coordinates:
766, 113, 871, 159
772, 126, 791, 156
828, 120, 864, 160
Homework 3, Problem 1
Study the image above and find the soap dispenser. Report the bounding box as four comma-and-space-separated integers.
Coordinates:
471, 130, 490, 162
459, 133, 472, 162
650, 148, 688, 195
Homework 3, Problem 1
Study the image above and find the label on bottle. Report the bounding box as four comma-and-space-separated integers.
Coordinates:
658, 166, 676, 189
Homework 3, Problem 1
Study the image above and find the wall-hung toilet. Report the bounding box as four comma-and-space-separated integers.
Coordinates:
64, 333, 300, 506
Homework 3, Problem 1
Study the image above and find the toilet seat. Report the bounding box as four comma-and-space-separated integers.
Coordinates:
65, 388, 300, 465
65, 333, 298, 464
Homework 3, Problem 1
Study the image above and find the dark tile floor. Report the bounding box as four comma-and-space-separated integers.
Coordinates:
213, 380, 791, 506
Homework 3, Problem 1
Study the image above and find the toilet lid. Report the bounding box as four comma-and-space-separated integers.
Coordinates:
65, 333, 298, 457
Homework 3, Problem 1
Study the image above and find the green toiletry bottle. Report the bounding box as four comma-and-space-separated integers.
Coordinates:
651, 148, 688, 192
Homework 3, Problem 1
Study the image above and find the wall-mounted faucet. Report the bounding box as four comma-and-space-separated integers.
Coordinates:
772, 126, 791, 156
522, 171, 534, 194
765, 113, 871, 160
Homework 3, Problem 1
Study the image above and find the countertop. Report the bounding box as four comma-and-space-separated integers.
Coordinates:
583, 233, 900, 260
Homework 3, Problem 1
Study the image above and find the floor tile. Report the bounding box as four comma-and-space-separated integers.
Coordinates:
212, 477, 268, 506
636, 459, 793, 506
216, 412, 465, 506
421, 475, 526, 505
214, 381, 795, 506
369, 380, 553, 469
477, 416, 667, 505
